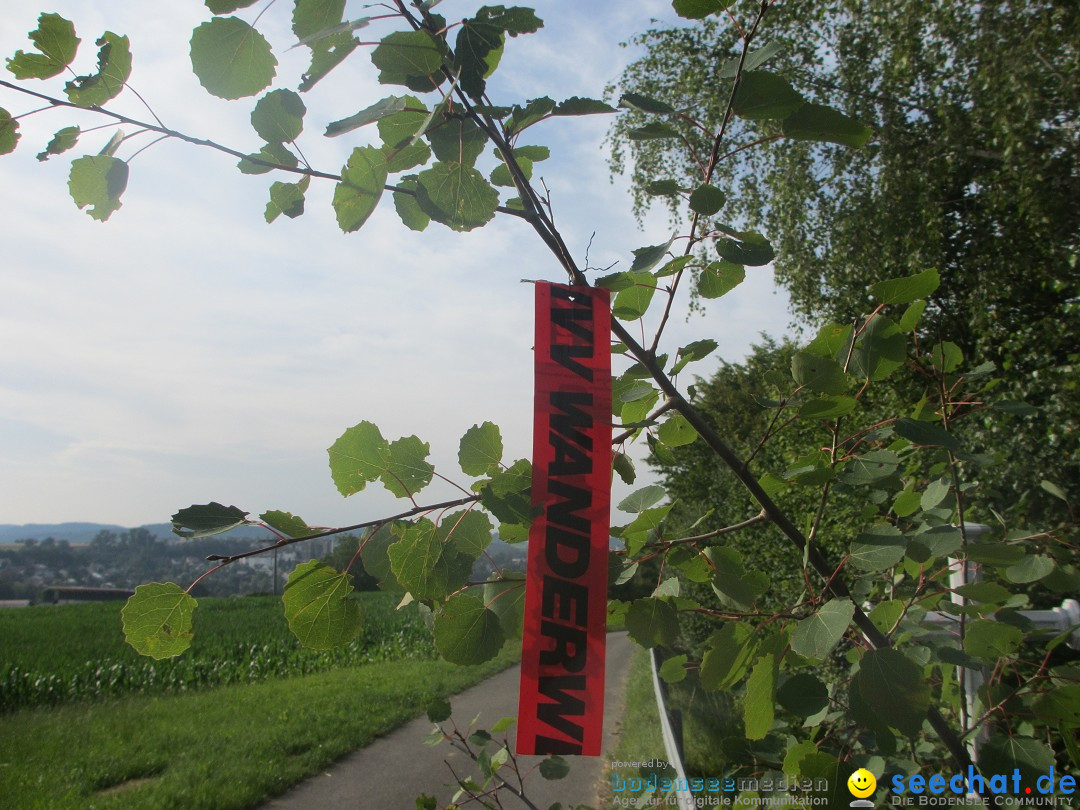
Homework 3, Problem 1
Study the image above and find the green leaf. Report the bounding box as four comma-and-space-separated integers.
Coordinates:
206, 0, 259, 12
837, 450, 901, 485
1005, 554, 1055, 584
327, 420, 388, 495
237, 141, 298, 174
672, 0, 735, 20
459, 421, 504, 476
789, 599, 854, 660
554, 96, 617, 116
868, 599, 905, 635
697, 261, 744, 299
171, 502, 250, 538
918, 477, 951, 511
393, 177, 429, 231
506, 97, 555, 134
851, 315, 906, 381
283, 560, 363, 649
805, 322, 854, 360
964, 619, 1023, 661
630, 236, 675, 272
732, 71, 804, 120
798, 395, 856, 420
671, 339, 718, 374
122, 583, 197, 659
625, 597, 679, 648
791, 351, 846, 395
434, 594, 505, 665
618, 485, 667, 513
360, 525, 402, 590
965, 542, 1025, 567
659, 654, 688, 684
782, 103, 872, 147
930, 341, 964, 374
894, 418, 959, 450
490, 157, 530, 187
474, 5, 543, 35
870, 268, 940, 305
476, 459, 532, 526
6, 13, 80, 80
613, 453, 636, 485
744, 651, 777, 740
298, 37, 357, 92
708, 546, 768, 610
915, 525, 963, 558
382, 435, 435, 498
426, 696, 451, 723
979, 736, 1056, 789
36, 125, 79, 161
718, 41, 783, 79
327, 95, 408, 138
260, 510, 316, 538
251, 89, 305, 143
333, 146, 388, 232
716, 232, 774, 266
1032, 685, 1080, 727
415, 161, 499, 232
899, 300, 928, 332
454, 21, 502, 98
658, 413, 698, 447
1041, 479, 1069, 502
645, 179, 680, 196
777, 674, 829, 717
385, 141, 430, 174
68, 154, 128, 221
0, 109, 19, 156
700, 622, 757, 690
371, 30, 443, 86
688, 184, 726, 216
850, 525, 906, 571
389, 519, 467, 600
190, 17, 277, 100
440, 510, 493, 558
618, 92, 674, 114
628, 122, 680, 140
64, 33, 131, 107
854, 649, 929, 736
484, 579, 524, 639
612, 272, 656, 321
292, 0, 347, 41
265, 175, 309, 223
539, 754, 570, 780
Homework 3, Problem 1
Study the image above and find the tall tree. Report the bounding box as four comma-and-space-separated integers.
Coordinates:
611, 0, 1079, 520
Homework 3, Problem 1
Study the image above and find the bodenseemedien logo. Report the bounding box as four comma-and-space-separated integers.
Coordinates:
849, 768, 878, 807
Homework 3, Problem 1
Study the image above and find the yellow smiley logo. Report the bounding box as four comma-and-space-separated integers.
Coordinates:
847, 768, 877, 799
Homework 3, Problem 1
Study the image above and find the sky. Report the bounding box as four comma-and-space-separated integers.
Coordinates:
0, 1, 792, 530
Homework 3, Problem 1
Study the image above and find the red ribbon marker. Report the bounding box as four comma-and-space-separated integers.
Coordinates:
516, 282, 612, 756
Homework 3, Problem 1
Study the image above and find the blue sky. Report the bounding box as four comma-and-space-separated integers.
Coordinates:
0, 1, 792, 528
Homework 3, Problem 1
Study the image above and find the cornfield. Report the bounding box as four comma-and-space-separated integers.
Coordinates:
0, 592, 435, 711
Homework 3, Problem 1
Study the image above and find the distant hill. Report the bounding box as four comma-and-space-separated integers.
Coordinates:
0, 521, 280, 545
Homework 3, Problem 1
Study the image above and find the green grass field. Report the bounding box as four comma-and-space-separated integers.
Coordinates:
0, 595, 521, 808
0, 647, 520, 809
0, 592, 435, 710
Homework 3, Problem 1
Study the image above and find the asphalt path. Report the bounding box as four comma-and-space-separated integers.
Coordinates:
263, 631, 634, 810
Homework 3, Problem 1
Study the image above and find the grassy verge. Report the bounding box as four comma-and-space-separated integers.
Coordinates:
599, 645, 676, 808
0, 645, 519, 810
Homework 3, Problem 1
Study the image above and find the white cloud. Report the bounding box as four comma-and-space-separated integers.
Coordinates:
0, 1, 791, 528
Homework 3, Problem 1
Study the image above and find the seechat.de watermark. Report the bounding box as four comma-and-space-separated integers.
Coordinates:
887, 767, 1076, 806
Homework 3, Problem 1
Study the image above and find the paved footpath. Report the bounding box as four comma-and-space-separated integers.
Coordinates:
263, 632, 633, 810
